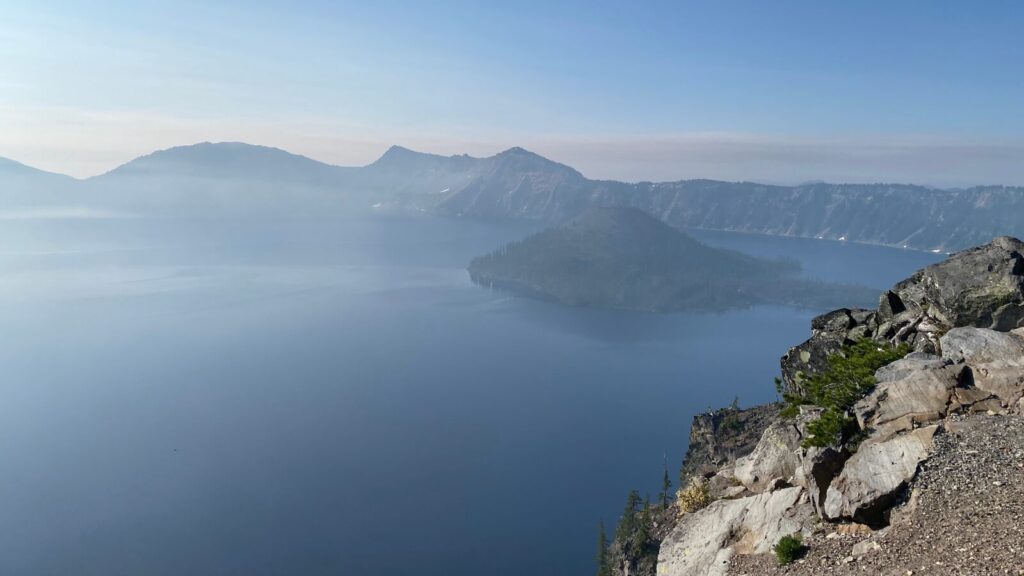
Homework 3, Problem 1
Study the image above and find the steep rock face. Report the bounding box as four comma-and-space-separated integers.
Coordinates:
781, 237, 1024, 395
679, 404, 781, 485
657, 487, 814, 576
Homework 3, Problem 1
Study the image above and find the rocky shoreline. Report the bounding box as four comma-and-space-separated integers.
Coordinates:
607, 237, 1024, 576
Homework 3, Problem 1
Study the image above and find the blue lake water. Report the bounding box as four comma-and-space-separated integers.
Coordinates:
0, 216, 941, 575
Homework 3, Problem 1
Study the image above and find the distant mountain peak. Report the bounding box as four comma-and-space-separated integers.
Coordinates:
380, 144, 418, 158
94, 141, 344, 181
497, 146, 531, 156
488, 146, 582, 176
494, 146, 553, 163
0, 155, 39, 173
368, 145, 457, 169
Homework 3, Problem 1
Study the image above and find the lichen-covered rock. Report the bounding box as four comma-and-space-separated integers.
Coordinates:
893, 236, 1024, 330
656, 487, 813, 576
733, 420, 802, 493
781, 308, 872, 395
823, 426, 939, 524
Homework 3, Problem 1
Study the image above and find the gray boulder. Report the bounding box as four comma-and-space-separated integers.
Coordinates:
891, 236, 1024, 330
733, 420, 802, 493
940, 326, 1024, 366
853, 362, 961, 441
793, 445, 847, 518
657, 487, 813, 576
823, 426, 938, 524
941, 327, 1024, 406
874, 352, 951, 383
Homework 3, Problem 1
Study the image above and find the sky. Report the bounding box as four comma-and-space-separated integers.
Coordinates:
1, 0, 1023, 185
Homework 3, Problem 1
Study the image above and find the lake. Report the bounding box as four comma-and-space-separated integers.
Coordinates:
0, 216, 941, 575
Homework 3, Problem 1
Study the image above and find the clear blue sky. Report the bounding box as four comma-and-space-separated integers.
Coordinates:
2, 0, 1023, 185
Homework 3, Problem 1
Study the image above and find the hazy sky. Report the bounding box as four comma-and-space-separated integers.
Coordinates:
2, 0, 1023, 185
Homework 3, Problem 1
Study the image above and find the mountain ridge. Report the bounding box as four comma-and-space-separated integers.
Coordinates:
3, 141, 1024, 250
0, 155, 78, 182
3, 141, 1012, 191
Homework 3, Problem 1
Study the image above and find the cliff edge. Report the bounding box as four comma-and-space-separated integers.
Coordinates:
607, 236, 1024, 576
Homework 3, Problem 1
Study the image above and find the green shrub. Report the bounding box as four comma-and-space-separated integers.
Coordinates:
781, 338, 908, 448
802, 407, 853, 449
773, 534, 805, 565
610, 490, 659, 570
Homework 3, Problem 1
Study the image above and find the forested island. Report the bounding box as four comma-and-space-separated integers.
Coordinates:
468, 207, 877, 312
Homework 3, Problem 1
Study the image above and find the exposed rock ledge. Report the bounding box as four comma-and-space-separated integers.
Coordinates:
650, 237, 1024, 576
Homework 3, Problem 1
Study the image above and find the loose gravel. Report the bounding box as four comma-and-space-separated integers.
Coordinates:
729, 413, 1024, 576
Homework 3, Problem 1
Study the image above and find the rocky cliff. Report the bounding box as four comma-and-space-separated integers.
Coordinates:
678, 403, 781, 486
609, 236, 1024, 576
780, 236, 1024, 397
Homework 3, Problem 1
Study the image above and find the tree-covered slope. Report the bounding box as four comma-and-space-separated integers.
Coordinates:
468, 207, 877, 312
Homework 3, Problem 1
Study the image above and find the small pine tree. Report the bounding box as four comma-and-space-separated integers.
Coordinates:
659, 456, 671, 509
628, 516, 651, 559
596, 521, 611, 576
615, 490, 642, 543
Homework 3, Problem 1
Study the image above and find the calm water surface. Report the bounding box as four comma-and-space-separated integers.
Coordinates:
0, 217, 941, 575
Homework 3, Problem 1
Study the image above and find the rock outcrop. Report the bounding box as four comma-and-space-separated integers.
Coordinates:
733, 420, 802, 493
678, 403, 780, 486
822, 425, 938, 524
650, 237, 1024, 576
728, 413, 1024, 575
852, 356, 961, 442
781, 236, 1024, 395
941, 327, 1024, 408
657, 487, 814, 576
